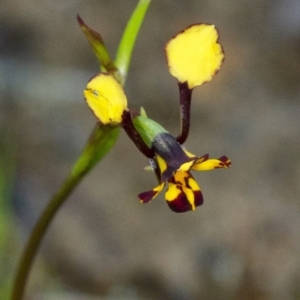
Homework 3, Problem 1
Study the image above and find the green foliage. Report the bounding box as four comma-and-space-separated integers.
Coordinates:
115, 0, 151, 85
11, 1, 152, 299
0, 133, 17, 299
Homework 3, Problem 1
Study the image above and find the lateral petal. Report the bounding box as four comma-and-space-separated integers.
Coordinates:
138, 183, 165, 204
192, 155, 231, 171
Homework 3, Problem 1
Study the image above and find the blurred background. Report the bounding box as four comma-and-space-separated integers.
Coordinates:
1, 0, 300, 299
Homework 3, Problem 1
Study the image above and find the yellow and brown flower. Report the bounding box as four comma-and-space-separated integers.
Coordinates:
83, 23, 231, 213
138, 132, 231, 212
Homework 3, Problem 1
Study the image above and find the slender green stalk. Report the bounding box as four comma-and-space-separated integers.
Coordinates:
10, 1, 151, 298
11, 172, 82, 300
115, 0, 151, 85
11, 125, 120, 300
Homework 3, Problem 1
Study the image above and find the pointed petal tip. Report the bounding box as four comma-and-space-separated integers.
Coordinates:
138, 183, 165, 204
138, 190, 157, 204
218, 156, 231, 168
77, 14, 84, 26
200, 154, 209, 161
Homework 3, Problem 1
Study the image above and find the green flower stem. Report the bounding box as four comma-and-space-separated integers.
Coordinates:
11, 174, 82, 300
115, 0, 151, 85
11, 124, 120, 300
11, 0, 151, 298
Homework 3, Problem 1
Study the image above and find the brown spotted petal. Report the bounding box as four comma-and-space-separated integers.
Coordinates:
165, 171, 203, 213
217, 156, 231, 168
138, 182, 165, 203
192, 155, 231, 171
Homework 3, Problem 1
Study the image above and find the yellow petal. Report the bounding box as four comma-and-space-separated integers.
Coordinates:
192, 156, 231, 171
84, 73, 127, 125
179, 160, 195, 172
165, 24, 224, 89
